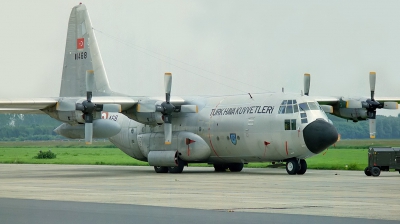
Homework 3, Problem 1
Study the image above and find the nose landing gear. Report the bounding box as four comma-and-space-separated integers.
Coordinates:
286, 158, 307, 175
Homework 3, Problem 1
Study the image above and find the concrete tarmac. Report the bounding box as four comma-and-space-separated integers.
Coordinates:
0, 164, 399, 221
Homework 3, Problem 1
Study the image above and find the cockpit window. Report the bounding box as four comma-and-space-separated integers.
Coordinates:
293, 104, 299, 113
299, 102, 309, 111
308, 102, 320, 110
286, 105, 293, 113
278, 106, 286, 114
279, 100, 299, 114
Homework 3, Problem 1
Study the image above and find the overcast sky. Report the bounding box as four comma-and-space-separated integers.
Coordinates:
1, 0, 399, 115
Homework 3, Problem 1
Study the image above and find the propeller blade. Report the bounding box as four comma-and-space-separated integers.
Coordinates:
87, 91, 92, 102
369, 71, 376, 100
86, 70, 95, 92
164, 73, 172, 103
164, 123, 172, 145
85, 122, 93, 144
369, 119, 376, 139
304, 73, 310, 96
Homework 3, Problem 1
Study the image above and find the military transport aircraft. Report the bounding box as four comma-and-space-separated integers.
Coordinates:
2, 4, 400, 175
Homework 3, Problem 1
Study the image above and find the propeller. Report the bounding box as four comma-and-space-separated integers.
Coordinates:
304, 73, 310, 96
75, 71, 103, 144
155, 73, 175, 145
75, 91, 103, 144
344, 72, 398, 138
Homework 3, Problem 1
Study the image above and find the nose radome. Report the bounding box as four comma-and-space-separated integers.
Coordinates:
303, 118, 338, 154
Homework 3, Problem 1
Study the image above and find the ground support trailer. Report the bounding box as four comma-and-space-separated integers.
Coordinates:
364, 147, 400, 177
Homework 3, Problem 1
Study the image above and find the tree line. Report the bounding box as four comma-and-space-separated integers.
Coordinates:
0, 113, 398, 141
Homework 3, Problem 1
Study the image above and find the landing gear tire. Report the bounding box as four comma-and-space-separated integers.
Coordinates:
213, 164, 227, 172
168, 159, 185, 174
297, 159, 307, 175
286, 158, 299, 175
364, 167, 371, 176
154, 166, 168, 173
370, 167, 381, 177
228, 163, 244, 172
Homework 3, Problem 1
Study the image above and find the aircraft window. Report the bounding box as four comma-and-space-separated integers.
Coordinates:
279, 100, 299, 114
301, 118, 308, 124
278, 106, 286, 114
286, 105, 293, 113
299, 103, 309, 111
284, 119, 290, 130
308, 102, 320, 110
300, 113, 307, 118
285, 119, 297, 130
291, 119, 296, 130
293, 104, 299, 113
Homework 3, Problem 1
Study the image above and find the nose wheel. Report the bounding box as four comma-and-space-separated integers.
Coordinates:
286, 158, 307, 175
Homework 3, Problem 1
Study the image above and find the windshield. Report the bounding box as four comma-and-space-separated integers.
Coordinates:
299, 102, 320, 111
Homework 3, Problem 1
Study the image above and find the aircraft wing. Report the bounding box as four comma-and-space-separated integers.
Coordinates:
375, 97, 400, 103
0, 96, 191, 115
0, 97, 139, 114
314, 96, 400, 105
312, 96, 341, 105
0, 98, 58, 114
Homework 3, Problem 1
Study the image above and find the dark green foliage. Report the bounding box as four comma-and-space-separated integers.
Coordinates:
34, 150, 56, 159
328, 114, 400, 139
0, 114, 63, 141
0, 113, 399, 140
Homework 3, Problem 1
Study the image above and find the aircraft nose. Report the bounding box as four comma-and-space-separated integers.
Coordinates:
303, 119, 338, 154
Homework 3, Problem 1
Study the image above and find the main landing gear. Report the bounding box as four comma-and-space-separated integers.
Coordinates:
213, 163, 244, 172
286, 158, 307, 175
154, 159, 186, 174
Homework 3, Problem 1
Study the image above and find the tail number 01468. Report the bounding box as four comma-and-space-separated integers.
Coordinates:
75, 52, 87, 60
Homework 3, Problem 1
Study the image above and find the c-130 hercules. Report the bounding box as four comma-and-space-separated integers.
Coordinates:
2, 4, 400, 175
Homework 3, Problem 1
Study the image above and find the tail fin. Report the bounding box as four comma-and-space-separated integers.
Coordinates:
60, 4, 120, 97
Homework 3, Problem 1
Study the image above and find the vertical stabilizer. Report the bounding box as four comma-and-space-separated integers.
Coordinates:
60, 4, 119, 97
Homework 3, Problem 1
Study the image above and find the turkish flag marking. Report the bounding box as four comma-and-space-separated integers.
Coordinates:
77, 38, 84, 49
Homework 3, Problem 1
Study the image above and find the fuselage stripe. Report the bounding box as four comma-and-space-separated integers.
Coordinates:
285, 141, 288, 155
208, 99, 225, 158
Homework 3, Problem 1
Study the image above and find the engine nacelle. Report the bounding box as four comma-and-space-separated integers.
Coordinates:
148, 150, 179, 167
332, 108, 368, 122
54, 119, 121, 139
138, 131, 211, 162
135, 112, 164, 125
